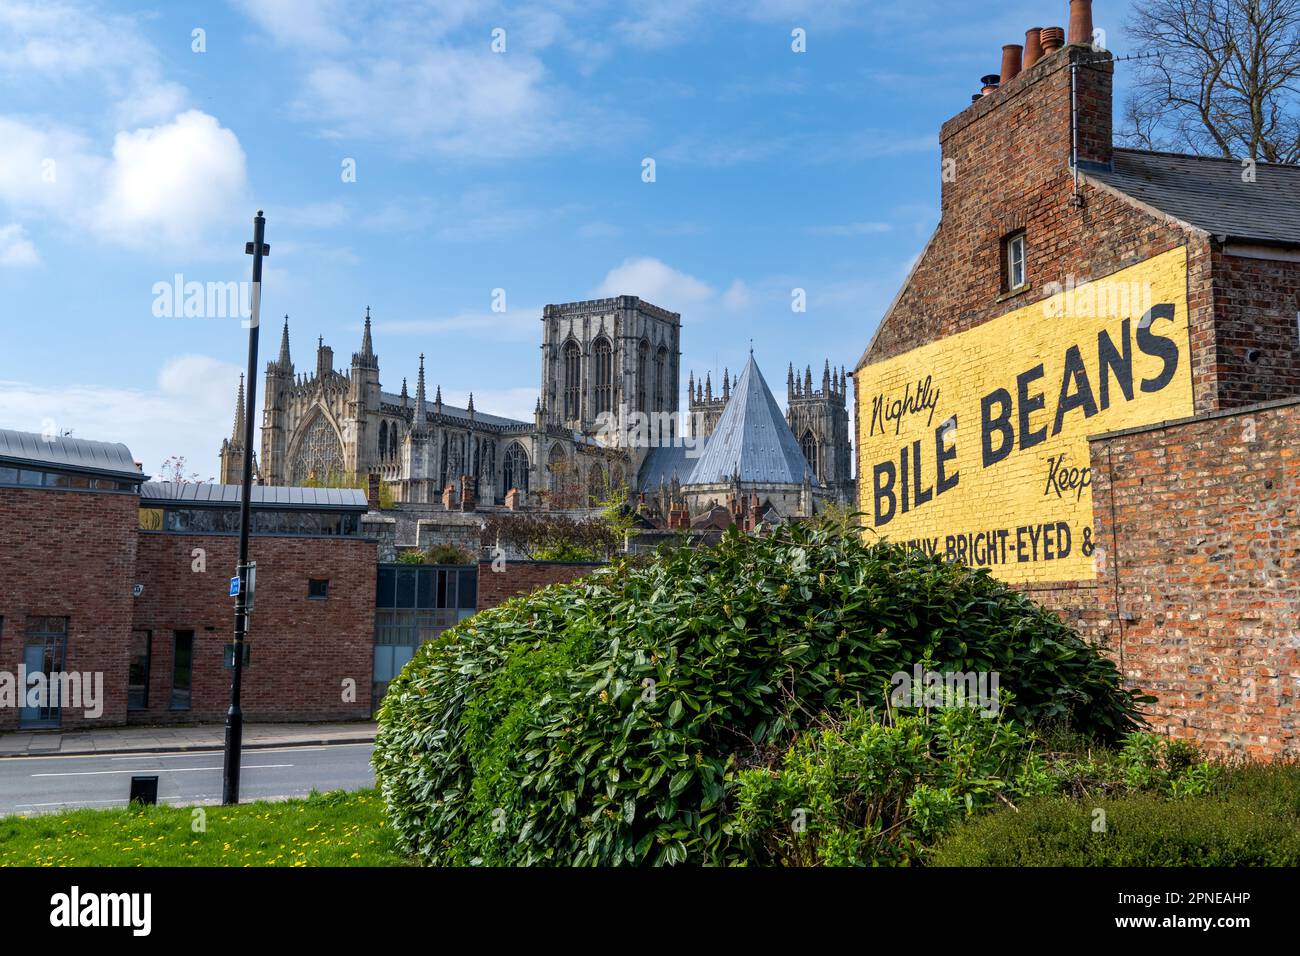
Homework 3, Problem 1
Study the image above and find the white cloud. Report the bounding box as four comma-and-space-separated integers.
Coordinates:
0, 354, 243, 481
94, 111, 249, 247
0, 111, 247, 252
595, 257, 714, 307
722, 279, 753, 310
0, 0, 189, 126
0, 223, 39, 267
300, 49, 564, 160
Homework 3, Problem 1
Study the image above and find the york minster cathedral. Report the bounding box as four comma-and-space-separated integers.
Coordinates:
218, 296, 854, 518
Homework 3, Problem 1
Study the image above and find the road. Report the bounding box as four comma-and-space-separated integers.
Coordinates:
0, 742, 375, 815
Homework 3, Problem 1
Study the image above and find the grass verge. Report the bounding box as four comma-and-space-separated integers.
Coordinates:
0, 789, 412, 867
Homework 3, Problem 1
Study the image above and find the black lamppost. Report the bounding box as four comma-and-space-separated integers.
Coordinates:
223, 210, 269, 805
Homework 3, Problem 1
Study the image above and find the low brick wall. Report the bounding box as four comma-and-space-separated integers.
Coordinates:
476, 560, 605, 611
1083, 398, 1300, 758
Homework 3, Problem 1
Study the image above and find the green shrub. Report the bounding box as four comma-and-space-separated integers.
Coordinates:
374, 522, 1147, 866
931, 777, 1300, 866
733, 706, 1054, 866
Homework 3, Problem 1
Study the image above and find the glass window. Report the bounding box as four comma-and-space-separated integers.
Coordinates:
376, 567, 395, 608
171, 631, 193, 710
308, 578, 329, 599
129, 630, 151, 710
394, 567, 417, 608
0, 467, 17, 484
1006, 233, 1026, 290
17, 469, 41, 486
458, 568, 478, 610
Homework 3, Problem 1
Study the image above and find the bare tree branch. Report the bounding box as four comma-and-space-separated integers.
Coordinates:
1121, 0, 1300, 164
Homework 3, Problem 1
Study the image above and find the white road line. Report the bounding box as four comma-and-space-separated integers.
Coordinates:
31, 764, 293, 778
13, 797, 129, 809
107, 743, 371, 761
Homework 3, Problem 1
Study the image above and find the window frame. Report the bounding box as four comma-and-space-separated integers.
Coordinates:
1004, 231, 1027, 292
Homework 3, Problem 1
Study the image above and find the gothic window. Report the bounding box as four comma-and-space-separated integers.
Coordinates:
637, 339, 650, 413
480, 441, 495, 491
654, 346, 667, 410
610, 464, 624, 490
503, 441, 530, 497
379, 421, 388, 461
593, 336, 613, 417
389, 424, 398, 460
588, 463, 605, 504
563, 341, 582, 420
290, 412, 345, 485
800, 429, 819, 478
547, 444, 569, 493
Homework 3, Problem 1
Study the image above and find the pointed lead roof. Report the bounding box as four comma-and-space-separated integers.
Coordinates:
686, 355, 818, 487
412, 353, 427, 427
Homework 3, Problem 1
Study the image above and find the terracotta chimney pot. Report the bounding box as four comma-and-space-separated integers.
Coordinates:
1040, 26, 1065, 53
1068, 0, 1094, 46
1024, 27, 1044, 67
1001, 44, 1023, 83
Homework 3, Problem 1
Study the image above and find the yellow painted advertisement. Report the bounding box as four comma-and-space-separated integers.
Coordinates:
856, 246, 1192, 583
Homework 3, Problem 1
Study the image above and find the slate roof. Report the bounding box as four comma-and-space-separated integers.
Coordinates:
0, 428, 142, 480
140, 482, 367, 510
1088, 149, 1300, 246
686, 356, 819, 487
637, 445, 695, 488
380, 391, 528, 429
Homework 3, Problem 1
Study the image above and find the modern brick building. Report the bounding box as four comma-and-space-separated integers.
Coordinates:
0, 429, 375, 731
853, 3, 1300, 757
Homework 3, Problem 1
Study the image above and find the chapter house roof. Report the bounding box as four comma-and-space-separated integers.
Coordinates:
686, 355, 818, 487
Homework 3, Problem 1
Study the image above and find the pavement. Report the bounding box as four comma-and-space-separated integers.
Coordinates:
0, 721, 378, 758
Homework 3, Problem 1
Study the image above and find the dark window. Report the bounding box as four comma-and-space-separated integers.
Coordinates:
171, 630, 193, 710
502, 441, 529, 498
801, 430, 819, 477
637, 339, 650, 413
308, 578, 329, 600
593, 336, 613, 416
563, 341, 582, 420
128, 630, 151, 710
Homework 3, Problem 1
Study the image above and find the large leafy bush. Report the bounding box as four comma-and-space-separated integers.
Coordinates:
374, 523, 1146, 865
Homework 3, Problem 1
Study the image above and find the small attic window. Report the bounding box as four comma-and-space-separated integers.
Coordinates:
1003, 231, 1027, 292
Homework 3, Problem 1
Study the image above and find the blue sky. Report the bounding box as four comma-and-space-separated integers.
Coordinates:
0, 0, 1140, 478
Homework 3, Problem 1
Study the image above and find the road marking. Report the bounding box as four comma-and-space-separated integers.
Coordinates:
0, 741, 373, 762
107, 743, 372, 761
13, 797, 130, 809
31, 764, 293, 778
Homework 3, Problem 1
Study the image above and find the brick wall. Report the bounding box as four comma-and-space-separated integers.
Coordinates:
132, 532, 376, 724
476, 560, 604, 611
0, 488, 139, 730
1210, 251, 1300, 409
1087, 398, 1300, 758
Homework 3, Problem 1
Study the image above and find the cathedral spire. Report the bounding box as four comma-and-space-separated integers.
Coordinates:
722, 368, 730, 401
400, 377, 408, 406
232, 374, 245, 442
413, 353, 427, 427
434, 384, 442, 415
277, 316, 291, 369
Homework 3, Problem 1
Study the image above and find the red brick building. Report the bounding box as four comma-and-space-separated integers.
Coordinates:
853, 3, 1300, 757
0, 430, 375, 730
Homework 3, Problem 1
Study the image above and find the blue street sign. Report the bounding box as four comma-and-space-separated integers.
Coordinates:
229, 575, 240, 598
